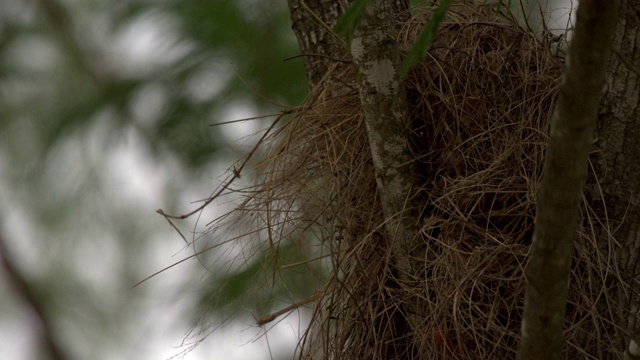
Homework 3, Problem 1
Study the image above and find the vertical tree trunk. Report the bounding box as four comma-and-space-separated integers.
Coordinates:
287, 0, 350, 89
516, 1, 619, 359
349, 0, 423, 337
287, 0, 409, 89
590, 1, 640, 357
286, 1, 418, 358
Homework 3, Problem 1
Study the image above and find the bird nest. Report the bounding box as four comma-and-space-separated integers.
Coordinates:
198, 1, 626, 359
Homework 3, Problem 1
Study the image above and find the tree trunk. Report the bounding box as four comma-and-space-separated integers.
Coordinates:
349, 0, 424, 342
287, 0, 350, 89
589, 1, 640, 357
516, 1, 619, 359
287, 0, 409, 89
286, 1, 424, 358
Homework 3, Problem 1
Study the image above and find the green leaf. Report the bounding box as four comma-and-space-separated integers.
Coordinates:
333, 0, 374, 44
400, 0, 452, 79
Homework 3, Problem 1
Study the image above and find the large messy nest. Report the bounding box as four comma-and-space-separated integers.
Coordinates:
203, 1, 627, 359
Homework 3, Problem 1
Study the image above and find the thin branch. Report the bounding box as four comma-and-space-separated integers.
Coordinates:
255, 292, 322, 326
156, 108, 294, 221
282, 53, 350, 63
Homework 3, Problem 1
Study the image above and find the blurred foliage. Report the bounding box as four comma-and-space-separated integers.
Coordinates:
165, 0, 307, 104
197, 240, 325, 321
0, 0, 308, 359
0, 0, 307, 169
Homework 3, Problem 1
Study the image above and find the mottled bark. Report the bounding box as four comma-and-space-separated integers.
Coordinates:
589, 1, 640, 358
287, 0, 349, 89
517, 1, 620, 360
287, 0, 409, 89
350, 0, 422, 334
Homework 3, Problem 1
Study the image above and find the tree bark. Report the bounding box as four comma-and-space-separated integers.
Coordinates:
589, 1, 640, 358
287, 0, 408, 89
348, 0, 417, 274
517, 1, 620, 360
287, 0, 349, 89
349, 0, 423, 330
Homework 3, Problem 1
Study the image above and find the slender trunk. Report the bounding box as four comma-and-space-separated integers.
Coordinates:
349, 0, 423, 338
517, 1, 619, 359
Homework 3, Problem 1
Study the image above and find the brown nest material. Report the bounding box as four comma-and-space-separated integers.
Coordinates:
203, 1, 626, 359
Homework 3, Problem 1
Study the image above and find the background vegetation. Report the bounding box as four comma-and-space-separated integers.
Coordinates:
0, 0, 306, 359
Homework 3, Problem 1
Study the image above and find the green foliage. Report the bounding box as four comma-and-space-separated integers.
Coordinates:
400, 0, 451, 78
164, 0, 307, 106
0, 0, 310, 358
139, 0, 307, 166
197, 241, 324, 320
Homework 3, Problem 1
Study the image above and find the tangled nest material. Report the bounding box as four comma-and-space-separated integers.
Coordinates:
202, 1, 627, 359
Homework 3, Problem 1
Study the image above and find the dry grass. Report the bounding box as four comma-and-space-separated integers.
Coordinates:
197, 1, 628, 358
